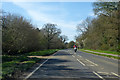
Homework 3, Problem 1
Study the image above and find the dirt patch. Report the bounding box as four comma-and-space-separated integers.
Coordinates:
28, 56, 67, 59
28, 56, 50, 59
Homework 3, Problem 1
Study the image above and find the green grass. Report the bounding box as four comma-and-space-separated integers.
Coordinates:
80, 49, 120, 59
83, 49, 120, 55
2, 49, 59, 79
2, 56, 40, 79
26, 49, 59, 56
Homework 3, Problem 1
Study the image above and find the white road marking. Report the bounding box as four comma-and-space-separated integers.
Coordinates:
74, 53, 76, 54
93, 71, 105, 80
68, 51, 72, 54
89, 65, 95, 66
72, 55, 75, 58
86, 59, 98, 66
111, 72, 120, 77
78, 55, 82, 57
77, 59, 85, 66
68, 50, 72, 54
24, 59, 49, 80
24, 52, 57, 80
97, 72, 109, 75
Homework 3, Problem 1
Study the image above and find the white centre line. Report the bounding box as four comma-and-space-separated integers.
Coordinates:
97, 72, 109, 75
72, 55, 75, 58
111, 72, 120, 77
77, 59, 85, 66
78, 55, 82, 57
86, 59, 98, 66
93, 71, 105, 80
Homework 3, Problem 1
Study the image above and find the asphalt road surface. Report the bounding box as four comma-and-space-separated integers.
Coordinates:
24, 49, 120, 80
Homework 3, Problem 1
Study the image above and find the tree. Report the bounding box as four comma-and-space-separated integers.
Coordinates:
60, 35, 68, 43
76, 17, 93, 49
2, 12, 69, 55
76, 2, 119, 51
2, 13, 41, 54
93, 2, 119, 16
41, 23, 61, 49
67, 41, 75, 48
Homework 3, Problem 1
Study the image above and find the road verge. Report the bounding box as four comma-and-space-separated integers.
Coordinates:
2, 49, 59, 80
80, 49, 120, 60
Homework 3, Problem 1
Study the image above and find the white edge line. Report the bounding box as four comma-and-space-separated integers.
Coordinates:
111, 72, 120, 77
24, 59, 49, 80
24, 51, 58, 80
77, 59, 85, 66
93, 71, 104, 80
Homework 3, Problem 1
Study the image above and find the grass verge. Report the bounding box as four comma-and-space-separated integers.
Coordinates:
25, 49, 59, 56
2, 49, 59, 80
80, 49, 120, 60
83, 49, 120, 55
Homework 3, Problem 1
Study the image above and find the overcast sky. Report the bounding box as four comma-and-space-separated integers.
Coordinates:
2, 1, 96, 42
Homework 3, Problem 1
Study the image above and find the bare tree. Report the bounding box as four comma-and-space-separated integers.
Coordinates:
60, 35, 68, 43
77, 17, 92, 35
41, 23, 61, 49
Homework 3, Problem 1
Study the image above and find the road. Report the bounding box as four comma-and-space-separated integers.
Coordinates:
24, 49, 120, 80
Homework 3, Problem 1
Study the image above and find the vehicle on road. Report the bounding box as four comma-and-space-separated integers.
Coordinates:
73, 44, 77, 52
